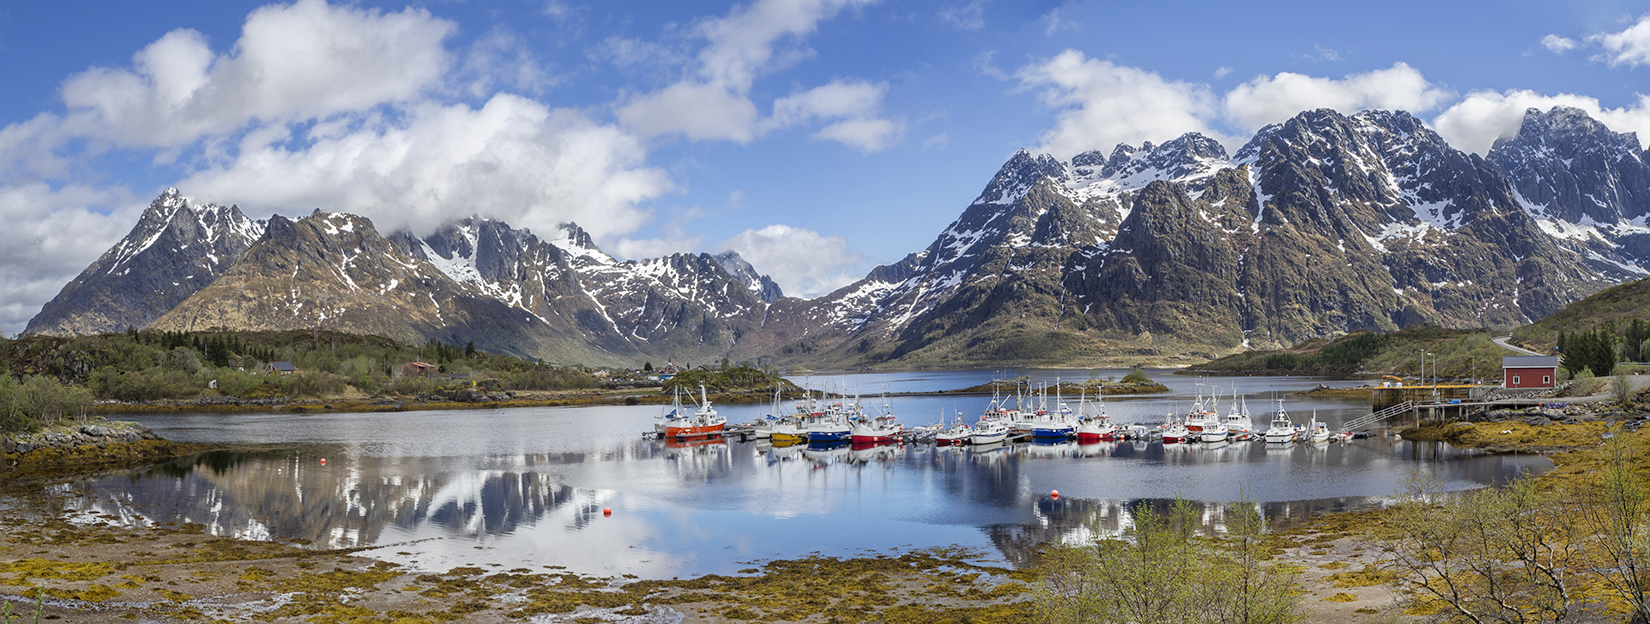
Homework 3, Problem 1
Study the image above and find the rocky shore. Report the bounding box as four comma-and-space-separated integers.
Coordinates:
2, 420, 215, 476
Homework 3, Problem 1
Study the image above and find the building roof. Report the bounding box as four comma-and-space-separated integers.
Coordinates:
1502, 355, 1558, 368
268, 361, 297, 371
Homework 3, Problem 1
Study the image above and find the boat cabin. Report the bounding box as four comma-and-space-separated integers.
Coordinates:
1502, 355, 1558, 389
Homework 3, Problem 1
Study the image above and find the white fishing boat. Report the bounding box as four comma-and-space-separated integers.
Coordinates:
1307, 411, 1331, 443
1199, 420, 1230, 443
1262, 401, 1296, 444
1222, 393, 1255, 439
970, 419, 1011, 445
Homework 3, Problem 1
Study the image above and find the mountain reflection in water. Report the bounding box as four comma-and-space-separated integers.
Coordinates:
53, 432, 1547, 577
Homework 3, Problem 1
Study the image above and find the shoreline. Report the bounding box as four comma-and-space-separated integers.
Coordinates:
6, 395, 1638, 622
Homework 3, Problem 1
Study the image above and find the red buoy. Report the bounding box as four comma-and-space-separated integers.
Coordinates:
319, 458, 327, 465
603, 507, 612, 517
1050, 490, 1059, 500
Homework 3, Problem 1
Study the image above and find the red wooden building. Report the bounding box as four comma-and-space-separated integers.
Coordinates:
1502, 356, 1558, 389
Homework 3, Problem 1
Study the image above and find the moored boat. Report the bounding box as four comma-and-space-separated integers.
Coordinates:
935, 416, 973, 446
1162, 420, 1191, 444
851, 408, 904, 443
661, 385, 727, 439
1307, 411, 1331, 443
969, 419, 1011, 445
1262, 401, 1296, 444
1199, 420, 1230, 443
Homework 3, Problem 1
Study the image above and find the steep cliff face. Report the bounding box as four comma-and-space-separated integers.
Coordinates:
1488, 106, 1650, 275
26, 189, 265, 336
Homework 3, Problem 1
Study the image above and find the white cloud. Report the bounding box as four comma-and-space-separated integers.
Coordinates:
1542, 34, 1578, 53
1016, 50, 1224, 158
620, 81, 763, 143
176, 94, 672, 242
1040, 5, 1079, 36
55, 0, 453, 148
940, 0, 986, 31
1213, 66, 1233, 79
1223, 62, 1453, 134
721, 224, 864, 298
457, 28, 559, 98
1589, 15, 1650, 67
616, 0, 900, 151
1432, 89, 1650, 154
922, 131, 950, 150
0, 184, 140, 335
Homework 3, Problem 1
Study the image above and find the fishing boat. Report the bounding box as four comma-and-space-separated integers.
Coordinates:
1262, 402, 1296, 444
660, 385, 727, 439
1307, 411, 1331, 443
801, 393, 852, 443
1161, 418, 1191, 444
1029, 389, 1082, 439
1075, 393, 1118, 442
969, 419, 1011, 445
851, 402, 904, 443
1199, 420, 1230, 443
935, 416, 973, 446
1222, 392, 1255, 439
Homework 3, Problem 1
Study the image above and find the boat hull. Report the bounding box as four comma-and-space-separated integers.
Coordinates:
806, 430, 851, 443
666, 423, 726, 439
1032, 427, 1074, 438
970, 432, 1008, 445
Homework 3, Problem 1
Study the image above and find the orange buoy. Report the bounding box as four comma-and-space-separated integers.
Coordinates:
319, 458, 327, 465
1050, 490, 1059, 500
603, 507, 612, 517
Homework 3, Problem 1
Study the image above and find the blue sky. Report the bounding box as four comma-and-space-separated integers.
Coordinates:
5, 0, 1650, 335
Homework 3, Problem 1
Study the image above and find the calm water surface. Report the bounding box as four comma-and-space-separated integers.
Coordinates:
45, 369, 1546, 578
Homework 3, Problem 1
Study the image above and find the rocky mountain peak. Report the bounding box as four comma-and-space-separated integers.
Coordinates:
1488, 106, 1650, 272
973, 150, 1068, 205
712, 251, 784, 303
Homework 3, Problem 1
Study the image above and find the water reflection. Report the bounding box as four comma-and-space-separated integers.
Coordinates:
59, 374, 1550, 578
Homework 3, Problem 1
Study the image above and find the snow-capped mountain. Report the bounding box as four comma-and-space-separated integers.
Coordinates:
780, 108, 1615, 367
26, 188, 266, 336
1488, 106, 1650, 277
29, 106, 1650, 368
145, 210, 785, 365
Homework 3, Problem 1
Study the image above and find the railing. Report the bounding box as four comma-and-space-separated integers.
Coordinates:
1340, 401, 1414, 433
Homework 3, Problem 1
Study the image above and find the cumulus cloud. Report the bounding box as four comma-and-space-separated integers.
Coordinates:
721, 224, 864, 298
1589, 15, 1650, 67
1223, 62, 1453, 134
0, 184, 141, 335
1542, 34, 1578, 53
616, 0, 901, 150
55, 0, 453, 147
1016, 50, 1223, 158
767, 80, 904, 150
1432, 89, 1650, 154
176, 94, 672, 241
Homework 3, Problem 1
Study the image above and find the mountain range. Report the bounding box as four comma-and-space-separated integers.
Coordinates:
24, 106, 1650, 368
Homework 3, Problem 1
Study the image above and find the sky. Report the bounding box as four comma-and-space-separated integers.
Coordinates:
5, 0, 1650, 336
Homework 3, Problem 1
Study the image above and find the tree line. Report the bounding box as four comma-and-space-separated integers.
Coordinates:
1556, 318, 1650, 378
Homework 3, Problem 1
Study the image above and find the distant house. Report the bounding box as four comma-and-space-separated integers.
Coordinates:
592, 369, 610, 378
266, 361, 297, 375
401, 362, 436, 378
1503, 356, 1558, 389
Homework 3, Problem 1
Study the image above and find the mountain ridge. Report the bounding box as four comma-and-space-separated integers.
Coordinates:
27, 106, 1650, 368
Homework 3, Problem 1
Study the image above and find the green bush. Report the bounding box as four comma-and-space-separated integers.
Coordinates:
1121, 367, 1153, 384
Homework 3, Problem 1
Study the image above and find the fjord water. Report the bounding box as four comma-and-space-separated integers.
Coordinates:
55, 370, 1546, 578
